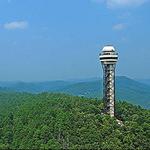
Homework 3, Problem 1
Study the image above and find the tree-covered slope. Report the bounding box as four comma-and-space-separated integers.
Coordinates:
0, 81, 72, 93
59, 80, 102, 98
137, 79, 150, 86
0, 92, 149, 149
116, 76, 150, 108
58, 77, 150, 108
0, 76, 149, 108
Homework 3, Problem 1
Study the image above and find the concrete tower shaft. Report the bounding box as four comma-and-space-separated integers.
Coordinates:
100, 45, 118, 117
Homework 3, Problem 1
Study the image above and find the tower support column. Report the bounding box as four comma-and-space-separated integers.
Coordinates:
99, 45, 118, 117
103, 64, 116, 117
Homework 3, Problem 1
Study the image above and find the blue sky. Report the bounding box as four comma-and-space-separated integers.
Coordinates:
0, 0, 150, 81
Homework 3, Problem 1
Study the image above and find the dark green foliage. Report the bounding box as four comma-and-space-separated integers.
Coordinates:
0, 92, 149, 149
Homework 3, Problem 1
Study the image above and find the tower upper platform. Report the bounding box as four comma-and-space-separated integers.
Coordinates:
100, 45, 118, 64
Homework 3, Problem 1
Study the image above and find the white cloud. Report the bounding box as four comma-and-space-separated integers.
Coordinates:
4, 21, 28, 30
92, 0, 149, 8
113, 23, 126, 30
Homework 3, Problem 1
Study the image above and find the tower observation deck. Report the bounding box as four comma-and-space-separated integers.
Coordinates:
99, 45, 118, 117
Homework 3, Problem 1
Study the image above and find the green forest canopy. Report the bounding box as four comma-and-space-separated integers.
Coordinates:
0, 92, 149, 149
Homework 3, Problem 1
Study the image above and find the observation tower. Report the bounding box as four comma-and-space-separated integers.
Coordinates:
99, 45, 118, 117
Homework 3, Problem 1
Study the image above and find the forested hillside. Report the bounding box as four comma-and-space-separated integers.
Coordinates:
138, 79, 150, 86
0, 92, 149, 149
0, 76, 150, 108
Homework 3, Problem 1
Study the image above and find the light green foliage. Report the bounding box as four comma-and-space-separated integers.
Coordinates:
0, 92, 149, 149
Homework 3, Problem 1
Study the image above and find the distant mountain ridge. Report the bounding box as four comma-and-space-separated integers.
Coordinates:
136, 79, 150, 86
0, 76, 149, 108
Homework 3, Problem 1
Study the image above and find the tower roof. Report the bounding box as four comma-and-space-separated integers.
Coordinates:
102, 45, 115, 52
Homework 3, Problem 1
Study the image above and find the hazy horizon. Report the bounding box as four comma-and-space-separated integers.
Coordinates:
0, 0, 150, 81
0, 75, 148, 83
